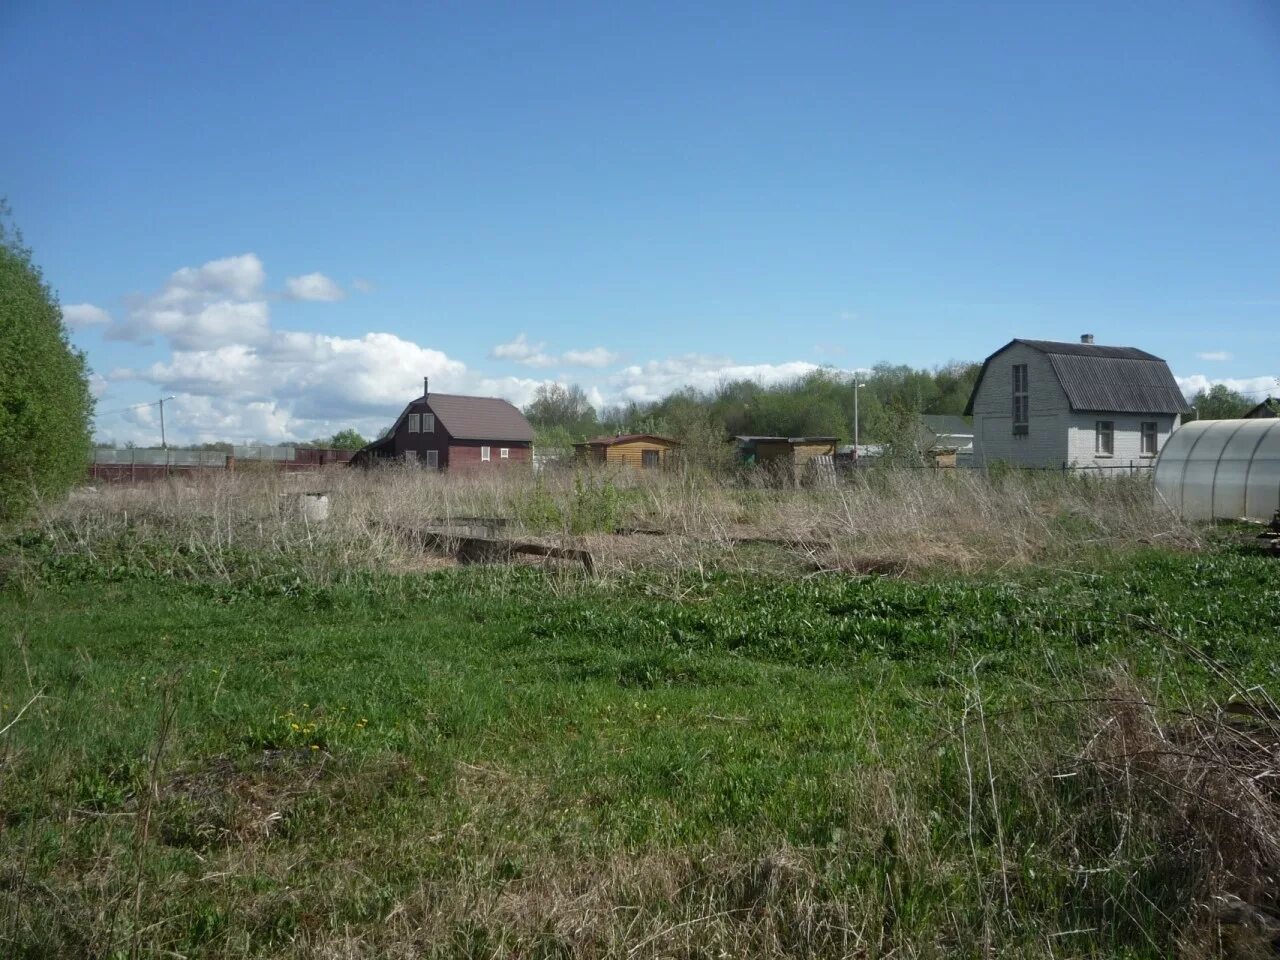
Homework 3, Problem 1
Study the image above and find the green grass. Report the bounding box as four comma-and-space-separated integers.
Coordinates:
1, 540, 1277, 957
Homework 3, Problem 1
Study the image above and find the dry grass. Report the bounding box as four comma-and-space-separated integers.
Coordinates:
29, 463, 1200, 584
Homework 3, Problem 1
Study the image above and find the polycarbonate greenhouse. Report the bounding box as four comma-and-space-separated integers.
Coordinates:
1153, 418, 1280, 522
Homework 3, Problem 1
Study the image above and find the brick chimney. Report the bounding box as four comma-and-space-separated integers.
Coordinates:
423, 376, 429, 398
1080, 333, 1095, 344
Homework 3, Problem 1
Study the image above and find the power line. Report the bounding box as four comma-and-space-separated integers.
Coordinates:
93, 396, 176, 419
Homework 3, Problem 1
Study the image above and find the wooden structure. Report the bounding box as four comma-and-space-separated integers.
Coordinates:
1245, 397, 1279, 419
735, 436, 838, 485
573, 434, 680, 470
353, 378, 534, 471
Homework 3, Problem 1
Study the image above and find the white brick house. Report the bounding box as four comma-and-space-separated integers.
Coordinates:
964, 336, 1191, 470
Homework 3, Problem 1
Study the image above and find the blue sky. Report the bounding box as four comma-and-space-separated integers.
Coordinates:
2, 0, 1277, 443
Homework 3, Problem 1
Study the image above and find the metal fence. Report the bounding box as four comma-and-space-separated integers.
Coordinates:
89, 446, 353, 482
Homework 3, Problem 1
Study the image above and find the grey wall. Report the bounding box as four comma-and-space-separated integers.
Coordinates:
1066, 412, 1179, 468
971, 343, 1070, 468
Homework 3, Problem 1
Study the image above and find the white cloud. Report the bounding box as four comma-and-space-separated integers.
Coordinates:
1196, 351, 1232, 362
562, 346, 621, 368
490, 333, 556, 368
284, 272, 345, 302
491, 335, 620, 369
607, 354, 828, 404
63, 303, 111, 327
160, 253, 265, 303
108, 253, 270, 349
1176, 374, 1279, 399
94, 253, 842, 445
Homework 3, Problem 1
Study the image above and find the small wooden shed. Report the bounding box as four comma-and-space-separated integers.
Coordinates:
573, 434, 680, 469
735, 436, 839, 486
735, 436, 838, 466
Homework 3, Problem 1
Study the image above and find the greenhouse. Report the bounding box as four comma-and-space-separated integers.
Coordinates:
1153, 418, 1280, 522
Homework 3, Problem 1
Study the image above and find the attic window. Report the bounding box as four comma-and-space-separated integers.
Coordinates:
422, 413, 434, 433
408, 413, 420, 433
1012, 363, 1029, 436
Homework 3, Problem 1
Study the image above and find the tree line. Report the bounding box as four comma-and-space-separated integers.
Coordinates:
523, 362, 984, 453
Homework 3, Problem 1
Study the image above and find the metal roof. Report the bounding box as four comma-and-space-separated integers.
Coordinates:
964, 339, 1191, 415
919, 415, 973, 437
424, 393, 534, 441
362, 392, 535, 449
576, 433, 680, 447
733, 436, 839, 444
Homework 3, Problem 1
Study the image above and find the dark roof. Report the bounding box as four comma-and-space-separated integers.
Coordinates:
358, 392, 534, 453
575, 433, 680, 447
964, 339, 1191, 415
919, 415, 972, 437
1245, 397, 1279, 419
424, 393, 534, 441
734, 436, 839, 444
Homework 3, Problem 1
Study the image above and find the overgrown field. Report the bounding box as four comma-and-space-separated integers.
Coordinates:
2, 470, 1278, 958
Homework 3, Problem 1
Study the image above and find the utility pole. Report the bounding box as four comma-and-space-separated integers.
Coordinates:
853, 381, 865, 465
158, 395, 176, 448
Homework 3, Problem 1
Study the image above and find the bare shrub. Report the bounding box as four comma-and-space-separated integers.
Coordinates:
29, 464, 1198, 584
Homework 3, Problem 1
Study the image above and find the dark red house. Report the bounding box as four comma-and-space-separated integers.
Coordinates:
352, 379, 534, 471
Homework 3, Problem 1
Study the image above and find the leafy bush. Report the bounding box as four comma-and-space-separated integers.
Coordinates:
0, 204, 93, 520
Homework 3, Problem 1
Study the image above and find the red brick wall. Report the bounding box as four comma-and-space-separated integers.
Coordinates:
448, 442, 532, 470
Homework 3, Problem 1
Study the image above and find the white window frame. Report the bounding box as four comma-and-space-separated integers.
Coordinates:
1140, 421, 1158, 457
422, 413, 435, 433
1095, 420, 1114, 457
480, 445, 491, 462
407, 413, 420, 433
500, 447, 509, 459
1012, 364, 1029, 436
425, 450, 439, 469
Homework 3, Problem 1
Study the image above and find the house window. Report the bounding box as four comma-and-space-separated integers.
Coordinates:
1095, 421, 1114, 456
408, 413, 420, 433
1140, 421, 1158, 456
642, 449, 660, 469
425, 450, 439, 469
1012, 364, 1029, 436
422, 413, 434, 433
500, 447, 509, 459
481, 445, 491, 462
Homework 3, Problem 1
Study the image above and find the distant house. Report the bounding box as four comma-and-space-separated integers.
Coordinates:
1245, 397, 1279, 419
964, 336, 1190, 470
917, 415, 974, 467
573, 434, 680, 469
352, 378, 534, 470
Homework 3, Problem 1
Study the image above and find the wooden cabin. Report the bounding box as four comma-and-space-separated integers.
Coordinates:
352, 378, 534, 471
573, 434, 680, 469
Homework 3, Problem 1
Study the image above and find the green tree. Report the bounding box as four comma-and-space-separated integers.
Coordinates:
326, 428, 367, 450
0, 203, 93, 519
1189, 384, 1251, 420
523, 383, 598, 439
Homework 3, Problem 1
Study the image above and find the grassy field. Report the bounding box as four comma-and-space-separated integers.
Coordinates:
2, 469, 1278, 958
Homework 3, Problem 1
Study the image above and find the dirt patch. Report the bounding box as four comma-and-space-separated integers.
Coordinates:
152, 747, 334, 850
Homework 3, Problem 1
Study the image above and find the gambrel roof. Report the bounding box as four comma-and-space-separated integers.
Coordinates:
964, 339, 1192, 416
